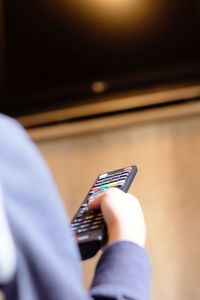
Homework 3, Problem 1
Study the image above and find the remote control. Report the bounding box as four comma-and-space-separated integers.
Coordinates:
71, 165, 138, 260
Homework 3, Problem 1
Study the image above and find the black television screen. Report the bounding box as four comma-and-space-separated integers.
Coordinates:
1, 0, 200, 116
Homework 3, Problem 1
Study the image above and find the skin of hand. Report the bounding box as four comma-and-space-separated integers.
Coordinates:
88, 188, 146, 248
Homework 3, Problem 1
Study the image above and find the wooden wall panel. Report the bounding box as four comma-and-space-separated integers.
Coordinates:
35, 114, 200, 300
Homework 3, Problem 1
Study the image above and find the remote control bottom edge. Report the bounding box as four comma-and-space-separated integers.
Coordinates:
79, 240, 101, 260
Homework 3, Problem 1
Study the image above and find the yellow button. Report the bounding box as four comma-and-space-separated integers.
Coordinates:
108, 182, 117, 187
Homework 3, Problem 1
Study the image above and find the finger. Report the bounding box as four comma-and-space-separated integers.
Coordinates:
88, 192, 104, 209
88, 188, 121, 209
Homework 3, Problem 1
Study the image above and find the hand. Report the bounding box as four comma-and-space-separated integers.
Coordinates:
88, 188, 146, 248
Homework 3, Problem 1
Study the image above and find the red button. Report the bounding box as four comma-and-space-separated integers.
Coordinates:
124, 167, 132, 171
91, 187, 100, 191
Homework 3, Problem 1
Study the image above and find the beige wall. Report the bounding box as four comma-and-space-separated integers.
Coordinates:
35, 113, 200, 300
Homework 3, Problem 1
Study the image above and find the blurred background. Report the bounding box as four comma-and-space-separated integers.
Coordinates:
0, 0, 200, 299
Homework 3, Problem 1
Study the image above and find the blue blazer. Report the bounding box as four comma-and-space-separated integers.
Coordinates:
0, 114, 151, 300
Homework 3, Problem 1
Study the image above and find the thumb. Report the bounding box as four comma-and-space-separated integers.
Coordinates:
88, 188, 118, 209
88, 193, 104, 209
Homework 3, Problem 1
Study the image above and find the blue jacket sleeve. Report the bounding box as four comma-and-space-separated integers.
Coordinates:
90, 241, 151, 300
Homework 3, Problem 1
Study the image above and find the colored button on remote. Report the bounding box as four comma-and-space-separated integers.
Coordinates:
91, 187, 100, 192
100, 185, 109, 189
124, 167, 132, 171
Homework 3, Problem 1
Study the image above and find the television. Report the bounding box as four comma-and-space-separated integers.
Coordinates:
1, 0, 200, 117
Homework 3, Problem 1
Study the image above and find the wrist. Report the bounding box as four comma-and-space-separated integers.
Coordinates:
107, 222, 146, 248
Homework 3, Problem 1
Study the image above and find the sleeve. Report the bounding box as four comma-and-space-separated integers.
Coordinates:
0, 114, 151, 300
89, 241, 151, 300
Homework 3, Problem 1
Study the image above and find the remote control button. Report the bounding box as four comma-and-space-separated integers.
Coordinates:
82, 219, 92, 224
90, 225, 101, 231
100, 184, 109, 189
73, 217, 82, 223
116, 180, 125, 186
80, 224, 88, 228
73, 222, 81, 226
93, 216, 103, 221
81, 223, 91, 228
108, 182, 117, 187
76, 212, 85, 218
96, 212, 103, 216
76, 229, 86, 234
72, 219, 79, 223
99, 173, 108, 179
120, 173, 129, 177
85, 215, 95, 220
76, 235, 89, 241
94, 179, 115, 187
88, 190, 96, 195
88, 195, 94, 202
71, 223, 79, 227
124, 167, 132, 171
109, 177, 120, 182
91, 187, 100, 192
92, 220, 103, 225
82, 206, 89, 212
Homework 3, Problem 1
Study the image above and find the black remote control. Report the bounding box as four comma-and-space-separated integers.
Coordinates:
71, 165, 138, 260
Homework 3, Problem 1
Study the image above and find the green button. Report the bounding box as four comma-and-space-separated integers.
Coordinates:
100, 185, 108, 189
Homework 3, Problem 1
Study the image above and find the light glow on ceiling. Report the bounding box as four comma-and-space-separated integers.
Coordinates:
89, 0, 134, 12
39, 0, 170, 42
